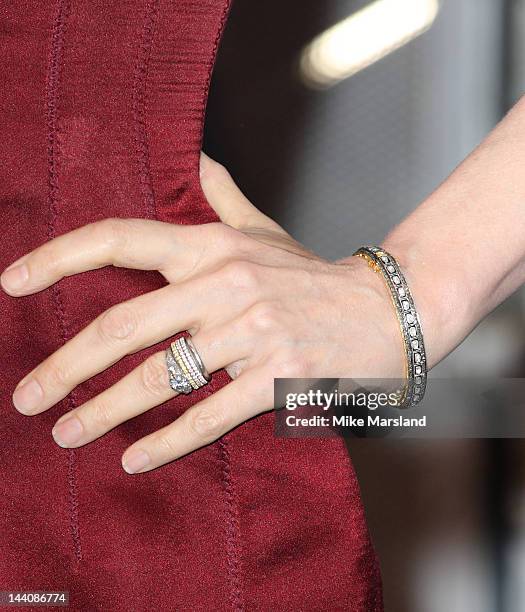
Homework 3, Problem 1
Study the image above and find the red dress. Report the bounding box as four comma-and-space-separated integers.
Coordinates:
0, 2, 383, 610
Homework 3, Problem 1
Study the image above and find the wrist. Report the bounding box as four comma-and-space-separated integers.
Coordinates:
378, 235, 478, 369
336, 254, 411, 382
338, 238, 478, 371
332, 256, 407, 381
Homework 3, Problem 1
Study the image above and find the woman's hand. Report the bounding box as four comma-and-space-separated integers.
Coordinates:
0, 152, 404, 473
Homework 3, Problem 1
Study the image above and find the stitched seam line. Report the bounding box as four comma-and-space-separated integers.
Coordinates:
198, 2, 246, 609
200, 374, 245, 610
137, 0, 242, 604
218, 439, 245, 612
46, 0, 82, 563
132, 0, 159, 220
197, 1, 246, 607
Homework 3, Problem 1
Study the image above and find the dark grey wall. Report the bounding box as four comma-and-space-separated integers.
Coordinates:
205, 1, 525, 610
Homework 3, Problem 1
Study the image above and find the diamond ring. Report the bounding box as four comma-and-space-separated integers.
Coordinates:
166, 335, 210, 394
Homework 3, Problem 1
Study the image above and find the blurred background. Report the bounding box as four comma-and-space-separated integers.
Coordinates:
204, 0, 525, 610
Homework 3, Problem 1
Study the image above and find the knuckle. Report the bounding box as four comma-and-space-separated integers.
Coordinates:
155, 432, 179, 457
187, 405, 225, 443
206, 222, 247, 251
225, 361, 245, 380
98, 217, 133, 251
43, 359, 70, 389
35, 245, 61, 277
190, 224, 251, 274
90, 399, 116, 430
275, 350, 310, 378
97, 303, 140, 345
220, 260, 260, 291
205, 158, 232, 183
245, 301, 282, 333
141, 354, 169, 396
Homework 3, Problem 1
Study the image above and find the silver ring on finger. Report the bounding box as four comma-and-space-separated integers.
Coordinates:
170, 336, 210, 391
186, 336, 211, 382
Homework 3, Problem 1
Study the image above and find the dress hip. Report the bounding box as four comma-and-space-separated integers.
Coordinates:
0, 2, 383, 609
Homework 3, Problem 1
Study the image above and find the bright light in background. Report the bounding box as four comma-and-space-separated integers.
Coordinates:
300, 0, 440, 88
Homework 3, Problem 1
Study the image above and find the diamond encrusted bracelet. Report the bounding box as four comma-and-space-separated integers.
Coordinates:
353, 245, 427, 408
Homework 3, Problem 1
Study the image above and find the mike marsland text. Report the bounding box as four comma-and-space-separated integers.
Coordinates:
285, 414, 427, 428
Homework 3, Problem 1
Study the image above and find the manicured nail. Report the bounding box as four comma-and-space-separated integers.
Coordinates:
12, 378, 43, 414
52, 416, 83, 447
1, 263, 28, 292
122, 450, 150, 474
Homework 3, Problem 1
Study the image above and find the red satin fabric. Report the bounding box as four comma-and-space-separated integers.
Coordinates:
0, 2, 383, 610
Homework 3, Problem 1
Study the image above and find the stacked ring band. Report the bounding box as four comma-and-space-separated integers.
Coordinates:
353, 245, 427, 408
166, 335, 211, 394
186, 337, 210, 382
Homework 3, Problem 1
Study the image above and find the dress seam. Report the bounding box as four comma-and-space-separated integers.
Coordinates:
132, 0, 159, 220
135, 0, 243, 606
45, 0, 82, 564
197, 1, 246, 609
218, 438, 245, 612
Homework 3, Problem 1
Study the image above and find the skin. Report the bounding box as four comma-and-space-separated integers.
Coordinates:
2, 97, 525, 473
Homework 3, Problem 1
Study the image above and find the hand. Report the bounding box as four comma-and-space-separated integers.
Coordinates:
0, 152, 404, 473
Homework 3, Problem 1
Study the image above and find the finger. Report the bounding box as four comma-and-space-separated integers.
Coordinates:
50, 327, 246, 448
0, 218, 176, 295
121, 366, 273, 473
199, 151, 288, 234
12, 268, 258, 416
0, 216, 239, 296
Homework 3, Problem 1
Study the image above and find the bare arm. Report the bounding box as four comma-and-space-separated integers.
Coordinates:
341, 96, 525, 369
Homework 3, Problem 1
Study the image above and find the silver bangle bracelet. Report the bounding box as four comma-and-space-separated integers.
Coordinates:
353, 245, 427, 408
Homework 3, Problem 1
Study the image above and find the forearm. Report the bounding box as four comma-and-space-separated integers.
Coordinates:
343, 97, 525, 368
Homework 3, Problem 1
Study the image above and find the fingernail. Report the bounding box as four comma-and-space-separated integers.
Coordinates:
52, 416, 83, 447
1, 263, 29, 292
12, 378, 43, 414
122, 449, 150, 474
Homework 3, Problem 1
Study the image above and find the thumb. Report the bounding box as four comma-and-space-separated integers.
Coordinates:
199, 151, 285, 233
